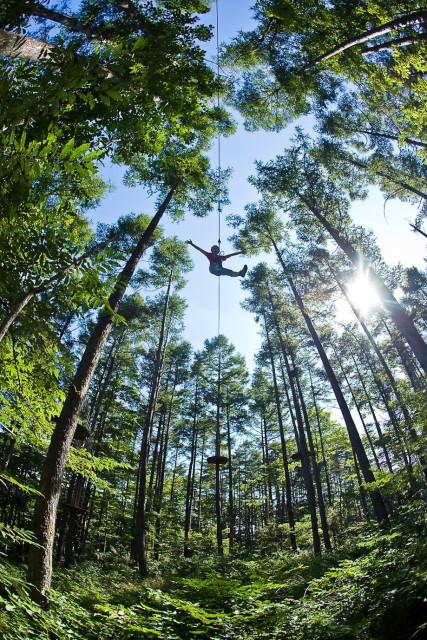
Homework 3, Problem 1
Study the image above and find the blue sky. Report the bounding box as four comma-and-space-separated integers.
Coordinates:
89, 0, 426, 371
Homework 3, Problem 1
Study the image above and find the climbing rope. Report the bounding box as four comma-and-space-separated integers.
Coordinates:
216, 0, 221, 340
215, 0, 222, 462
207, 0, 228, 478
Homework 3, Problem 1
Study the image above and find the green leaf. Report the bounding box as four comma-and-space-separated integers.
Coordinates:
59, 138, 75, 159
132, 36, 148, 52
105, 89, 123, 101
99, 94, 111, 106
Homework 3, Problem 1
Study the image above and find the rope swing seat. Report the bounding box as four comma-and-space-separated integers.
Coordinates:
207, 455, 228, 465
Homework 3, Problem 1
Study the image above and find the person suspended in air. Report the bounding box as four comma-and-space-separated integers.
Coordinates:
186, 240, 247, 278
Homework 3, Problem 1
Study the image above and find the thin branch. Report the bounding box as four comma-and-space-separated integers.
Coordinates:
300, 10, 427, 72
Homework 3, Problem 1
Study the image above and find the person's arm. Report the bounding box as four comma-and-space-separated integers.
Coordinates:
187, 239, 209, 257
222, 249, 246, 259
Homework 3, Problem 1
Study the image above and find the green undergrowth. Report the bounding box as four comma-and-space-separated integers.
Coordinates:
1, 507, 426, 640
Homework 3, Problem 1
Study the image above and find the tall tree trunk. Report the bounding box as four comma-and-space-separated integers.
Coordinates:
153, 387, 174, 561
348, 353, 394, 473
270, 237, 388, 522
331, 266, 415, 424
271, 313, 323, 551
184, 377, 199, 557
287, 272, 388, 521
293, 367, 332, 550
333, 347, 382, 471
135, 270, 174, 575
262, 414, 274, 517
309, 372, 333, 507
197, 428, 206, 530
264, 314, 298, 551
360, 349, 414, 470
352, 451, 370, 520
300, 205, 427, 374
382, 320, 422, 389
27, 187, 176, 601
226, 402, 235, 552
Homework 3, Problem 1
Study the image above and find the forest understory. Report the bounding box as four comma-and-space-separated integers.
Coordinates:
1, 503, 427, 640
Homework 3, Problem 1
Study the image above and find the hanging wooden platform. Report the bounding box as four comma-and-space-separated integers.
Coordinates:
51, 416, 90, 441
207, 455, 228, 465
291, 451, 303, 461
74, 423, 91, 441
60, 502, 87, 514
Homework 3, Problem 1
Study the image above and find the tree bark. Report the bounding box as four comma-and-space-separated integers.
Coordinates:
135, 271, 173, 575
293, 367, 332, 550
215, 349, 224, 556
351, 355, 394, 472
264, 313, 299, 551
310, 378, 333, 507
0, 29, 116, 79
184, 377, 199, 557
269, 233, 388, 523
226, 402, 235, 552
362, 32, 427, 55
333, 348, 382, 471
27, 186, 176, 601
330, 265, 415, 424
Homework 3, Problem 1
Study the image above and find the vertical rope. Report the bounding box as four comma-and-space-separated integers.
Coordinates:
215, 0, 221, 340
214, 0, 224, 556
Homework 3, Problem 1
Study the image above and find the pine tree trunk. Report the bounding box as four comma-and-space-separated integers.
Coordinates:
333, 348, 382, 471
304, 205, 427, 374
361, 350, 413, 470
262, 415, 274, 518
184, 378, 199, 557
353, 357, 393, 472
284, 270, 388, 522
382, 320, 422, 389
153, 392, 173, 561
226, 403, 235, 552
264, 314, 298, 551
293, 369, 332, 550
331, 267, 415, 424
269, 236, 388, 523
309, 372, 333, 507
27, 187, 176, 601
135, 272, 173, 575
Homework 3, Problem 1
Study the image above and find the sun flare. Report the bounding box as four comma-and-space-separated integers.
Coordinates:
346, 268, 381, 318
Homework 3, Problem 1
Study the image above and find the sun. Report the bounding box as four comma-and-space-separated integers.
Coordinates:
346, 267, 381, 318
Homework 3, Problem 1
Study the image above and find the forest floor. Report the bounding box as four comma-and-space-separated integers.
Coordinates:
1, 507, 426, 640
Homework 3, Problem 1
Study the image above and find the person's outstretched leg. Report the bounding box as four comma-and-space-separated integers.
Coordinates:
220, 267, 246, 277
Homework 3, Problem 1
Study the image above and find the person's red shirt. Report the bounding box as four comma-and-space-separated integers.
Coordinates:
206, 252, 227, 264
